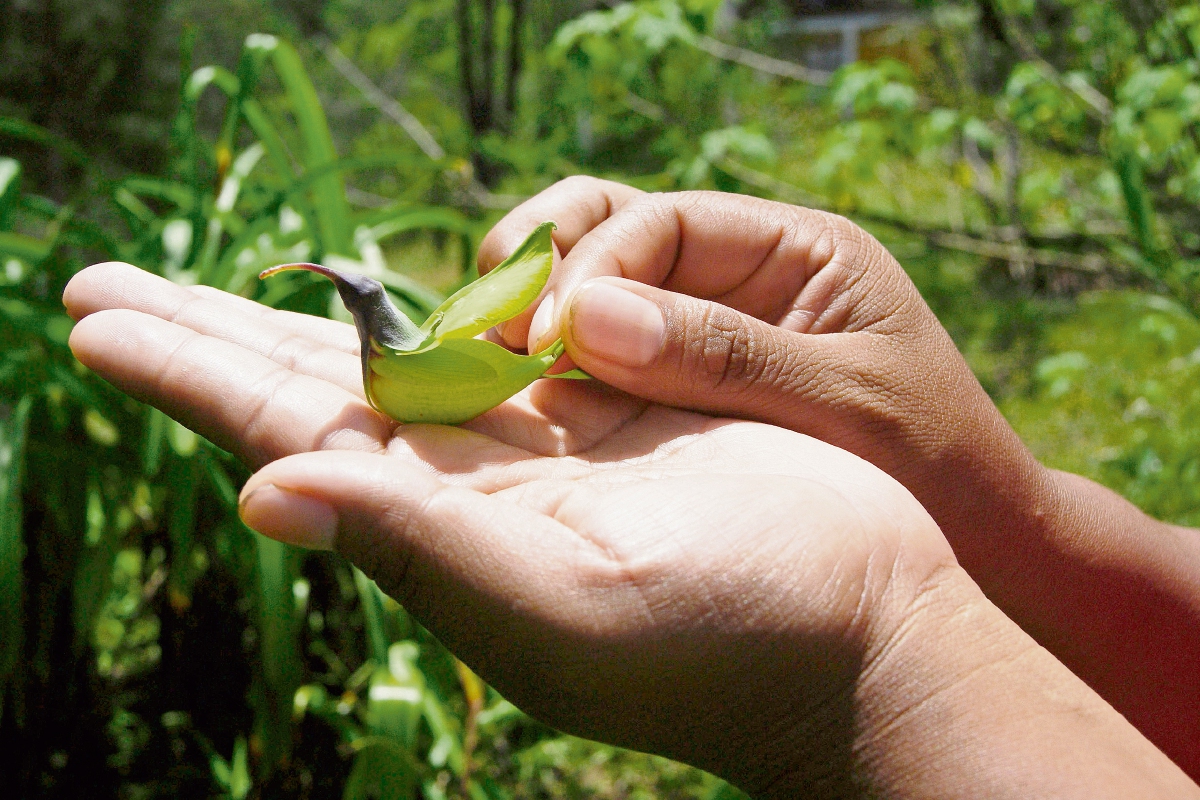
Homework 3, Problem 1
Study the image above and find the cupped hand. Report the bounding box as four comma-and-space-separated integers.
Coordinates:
62, 262, 956, 794
478, 178, 1200, 776
479, 177, 1040, 584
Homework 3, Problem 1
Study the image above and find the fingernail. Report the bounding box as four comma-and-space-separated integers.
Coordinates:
527, 292, 555, 351
569, 281, 664, 367
239, 484, 338, 550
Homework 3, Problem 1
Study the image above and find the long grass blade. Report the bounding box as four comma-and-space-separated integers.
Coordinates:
141, 407, 168, 478
166, 456, 201, 610
72, 477, 117, 659
0, 232, 51, 263
0, 158, 20, 229
254, 532, 304, 772
343, 738, 420, 800
0, 117, 91, 169
353, 567, 390, 664
1113, 147, 1160, 263
247, 36, 354, 256
0, 395, 33, 726
197, 144, 265, 285
119, 176, 198, 214
240, 98, 297, 195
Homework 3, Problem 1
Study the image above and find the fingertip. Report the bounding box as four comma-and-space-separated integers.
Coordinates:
239, 482, 339, 550
66, 308, 111, 361
241, 450, 443, 512
563, 278, 665, 369
63, 261, 137, 319
477, 226, 537, 276
239, 450, 450, 560
66, 308, 177, 378
527, 291, 557, 353
476, 230, 507, 276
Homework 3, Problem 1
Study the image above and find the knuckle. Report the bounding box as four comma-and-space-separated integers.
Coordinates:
476, 230, 506, 272
828, 215, 893, 279
620, 193, 672, 226
612, 195, 682, 251
557, 174, 602, 192
681, 305, 775, 391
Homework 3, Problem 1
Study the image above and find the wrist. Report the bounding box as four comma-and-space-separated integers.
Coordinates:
755, 566, 1199, 799
739, 564, 1006, 798
915, 419, 1200, 778
907, 408, 1051, 575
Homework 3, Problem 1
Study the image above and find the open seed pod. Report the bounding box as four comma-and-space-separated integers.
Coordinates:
261, 222, 581, 425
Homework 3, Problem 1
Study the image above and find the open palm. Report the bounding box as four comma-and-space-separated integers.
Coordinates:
64, 261, 952, 792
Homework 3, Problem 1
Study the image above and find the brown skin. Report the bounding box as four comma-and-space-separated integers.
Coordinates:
61, 196, 1198, 795
479, 177, 1200, 777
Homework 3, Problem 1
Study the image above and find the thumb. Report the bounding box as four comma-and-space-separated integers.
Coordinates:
559, 277, 873, 438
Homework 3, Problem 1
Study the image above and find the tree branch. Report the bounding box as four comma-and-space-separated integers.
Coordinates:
988, 2, 1112, 122
691, 34, 832, 86
317, 37, 447, 162
316, 37, 523, 211
718, 157, 1114, 275
595, 0, 833, 86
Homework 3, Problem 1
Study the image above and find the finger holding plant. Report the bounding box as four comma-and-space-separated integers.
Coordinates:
479, 177, 1200, 778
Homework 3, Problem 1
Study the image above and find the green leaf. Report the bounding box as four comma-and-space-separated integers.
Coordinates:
547, 367, 592, 380
0, 158, 20, 229
343, 739, 420, 800
211, 736, 252, 800
422, 221, 556, 340
83, 409, 119, 447
201, 449, 238, 509
119, 176, 197, 213
168, 419, 200, 459
229, 736, 252, 799
197, 143, 265, 285
0, 231, 50, 264
246, 35, 354, 257
421, 693, 464, 774
166, 456, 201, 606
0, 395, 32, 725
185, 64, 240, 103
0, 117, 90, 169
72, 478, 118, 658
365, 642, 425, 749
254, 531, 304, 772
353, 567, 391, 664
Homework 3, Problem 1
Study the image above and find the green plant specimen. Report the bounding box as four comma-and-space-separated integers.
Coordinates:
262, 221, 582, 425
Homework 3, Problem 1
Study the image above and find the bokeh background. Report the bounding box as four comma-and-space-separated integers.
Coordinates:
2, 0, 1198, 797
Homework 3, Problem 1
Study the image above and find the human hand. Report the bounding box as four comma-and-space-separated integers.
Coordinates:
62, 262, 1198, 798
61, 261, 944, 791
479, 178, 1038, 580
479, 178, 1200, 776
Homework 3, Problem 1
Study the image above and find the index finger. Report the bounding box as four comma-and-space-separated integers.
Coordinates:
527, 191, 858, 352
477, 176, 644, 273
478, 176, 643, 349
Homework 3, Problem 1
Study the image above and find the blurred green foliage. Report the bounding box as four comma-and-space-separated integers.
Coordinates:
1, 0, 1198, 797
1002, 291, 1200, 526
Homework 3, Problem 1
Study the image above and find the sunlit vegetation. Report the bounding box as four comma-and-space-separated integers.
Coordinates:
1, 0, 1197, 796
